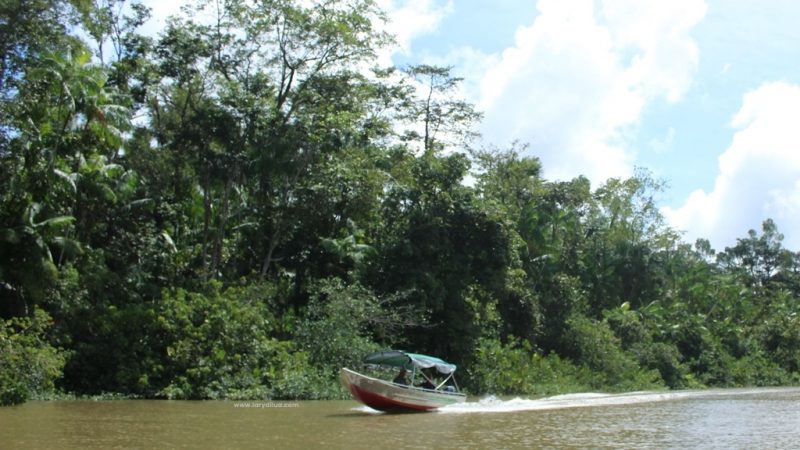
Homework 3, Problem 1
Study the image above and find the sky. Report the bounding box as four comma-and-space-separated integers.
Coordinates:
140, 0, 800, 251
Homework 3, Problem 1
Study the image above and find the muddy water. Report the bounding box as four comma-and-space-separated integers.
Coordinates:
2, 388, 799, 449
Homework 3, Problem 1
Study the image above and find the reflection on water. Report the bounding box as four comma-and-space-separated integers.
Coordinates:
2, 388, 799, 449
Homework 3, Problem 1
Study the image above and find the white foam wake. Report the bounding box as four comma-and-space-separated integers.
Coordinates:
438, 391, 692, 414
350, 387, 800, 415
351, 405, 384, 414
438, 387, 800, 414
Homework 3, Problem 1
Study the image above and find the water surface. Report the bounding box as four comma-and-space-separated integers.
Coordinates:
2, 387, 799, 449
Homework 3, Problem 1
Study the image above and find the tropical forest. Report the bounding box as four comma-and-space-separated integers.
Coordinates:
2, 0, 799, 406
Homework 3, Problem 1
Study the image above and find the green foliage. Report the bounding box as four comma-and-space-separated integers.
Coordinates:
0, 0, 81, 94
3, 0, 800, 404
370, 149, 515, 361
157, 279, 384, 400
0, 309, 65, 406
400, 64, 482, 153
467, 337, 588, 396
295, 279, 383, 373
268, 350, 348, 400
755, 301, 800, 373
630, 342, 691, 389
729, 352, 795, 387
157, 282, 287, 399
603, 303, 689, 389
295, 278, 428, 378
564, 314, 664, 391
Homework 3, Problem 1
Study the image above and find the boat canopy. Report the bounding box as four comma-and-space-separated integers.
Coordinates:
363, 350, 457, 374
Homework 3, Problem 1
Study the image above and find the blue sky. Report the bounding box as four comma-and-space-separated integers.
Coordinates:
141, 0, 800, 251
382, 0, 800, 251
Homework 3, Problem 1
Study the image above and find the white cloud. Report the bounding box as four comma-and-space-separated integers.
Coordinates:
663, 81, 800, 250
649, 127, 675, 155
376, 0, 453, 65
474, 0, 706, 183
137, 0, 453, 64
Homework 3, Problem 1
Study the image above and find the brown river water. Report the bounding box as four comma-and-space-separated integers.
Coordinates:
2, 387, 799, 449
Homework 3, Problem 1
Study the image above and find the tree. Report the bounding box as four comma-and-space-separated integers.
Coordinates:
0, 0, 79, 96
400, 64, 482, 154
142, 0, 390, 282
73, 0, 151, 66
718, 219, 793, 290
471, 145, 544, 343
0, 45, 131, 317
367, 150, 514, 361
581, 170, 677, 314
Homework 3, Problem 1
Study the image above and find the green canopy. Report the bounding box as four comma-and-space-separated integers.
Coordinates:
362, 350, 457, 374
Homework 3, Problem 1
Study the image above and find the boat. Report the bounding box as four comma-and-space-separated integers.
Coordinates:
340, 350, 467, 412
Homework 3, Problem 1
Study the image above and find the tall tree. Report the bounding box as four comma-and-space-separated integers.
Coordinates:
400, 64, 482, 154
225, 0, 389, 279
718, 219, 793, 290
0, 43, 131, 317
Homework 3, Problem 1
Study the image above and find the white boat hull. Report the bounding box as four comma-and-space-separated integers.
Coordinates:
340, 367, 466, 412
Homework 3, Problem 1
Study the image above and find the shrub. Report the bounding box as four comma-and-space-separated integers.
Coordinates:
158, 282, 286, 399
730, 352, 792, 386
467, 337, 588, 396
0, 309, 65, 406
689, 344, 735, 387
564, 314, 663, 391
631, 341, 690, 389
603, 302, 649, 350
757, 312, 800, 373
269, 351, 348, 400
294, 279, 387, 374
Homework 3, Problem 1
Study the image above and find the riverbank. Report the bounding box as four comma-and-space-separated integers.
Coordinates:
19, 376, 800, 405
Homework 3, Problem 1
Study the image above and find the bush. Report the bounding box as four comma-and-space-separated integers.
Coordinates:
564, 314, 663, 391
158, 281, 287, 399
730, 352, 792, 386
294, 279, 386, 374
269, 351, 348, 400
0, 309, 65, 406
603, 302, 649, 350
688, 344, 736, 387
155, 279, 385, 400
757, 312, 800, 373
467, 337, 588, 396
631, 342, 690, 389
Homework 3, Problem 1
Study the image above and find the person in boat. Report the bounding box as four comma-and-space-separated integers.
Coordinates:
419, 368, 436, 390
393, 369, 409, 385
420, 378, 435, 390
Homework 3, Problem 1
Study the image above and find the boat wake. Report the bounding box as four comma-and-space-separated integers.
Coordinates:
351, 405, 384, 414
436, 392, 666, 414
436, 388, 798, 414
349, 387, 800, 415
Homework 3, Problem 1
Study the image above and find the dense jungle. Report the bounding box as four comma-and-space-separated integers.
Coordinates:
2, 0, 799, 405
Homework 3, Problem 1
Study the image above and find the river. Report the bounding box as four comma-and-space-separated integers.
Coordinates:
2, 387, 799, 449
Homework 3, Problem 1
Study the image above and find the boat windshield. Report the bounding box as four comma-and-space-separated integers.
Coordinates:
362, 350, 457, 375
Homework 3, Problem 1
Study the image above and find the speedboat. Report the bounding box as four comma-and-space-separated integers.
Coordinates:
340, 350, 467, 412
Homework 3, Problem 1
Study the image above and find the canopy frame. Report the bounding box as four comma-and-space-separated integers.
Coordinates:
362, 350, 458, 375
